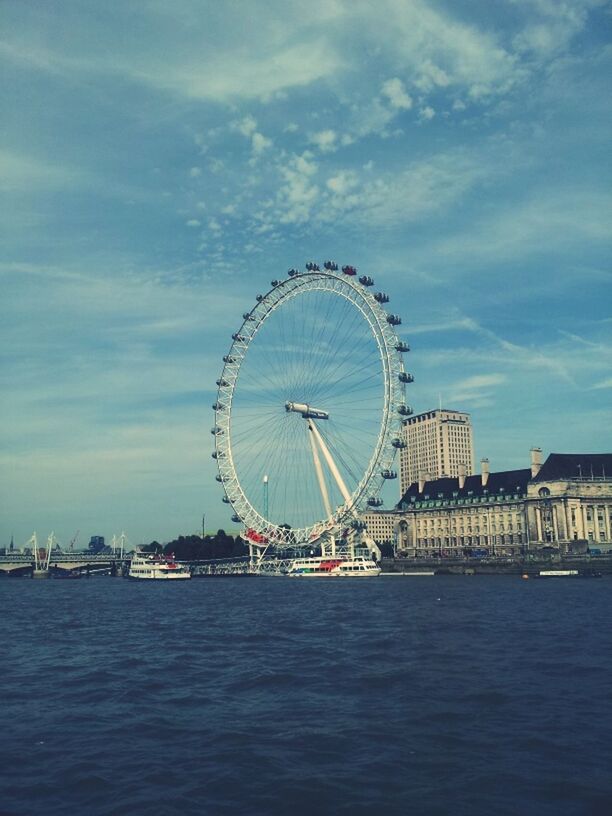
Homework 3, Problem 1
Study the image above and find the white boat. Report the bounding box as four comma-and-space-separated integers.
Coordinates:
128, 552, 191, 580
287, 556, 381, 577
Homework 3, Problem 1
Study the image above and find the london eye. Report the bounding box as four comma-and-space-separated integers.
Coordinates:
212, 262, 412, 548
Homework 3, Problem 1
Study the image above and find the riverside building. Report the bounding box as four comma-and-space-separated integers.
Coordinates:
394, 449, 612, 557
399, 408, 474, 495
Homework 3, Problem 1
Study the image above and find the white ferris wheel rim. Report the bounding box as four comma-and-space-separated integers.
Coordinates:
213, 268, 408, 546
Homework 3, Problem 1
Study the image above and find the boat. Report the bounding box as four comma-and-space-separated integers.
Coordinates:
128, 552, 191, 580
286, 556, 381, 577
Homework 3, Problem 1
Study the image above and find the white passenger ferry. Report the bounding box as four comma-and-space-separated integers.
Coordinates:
287, 556, 381, 577
128, 552, 191, 580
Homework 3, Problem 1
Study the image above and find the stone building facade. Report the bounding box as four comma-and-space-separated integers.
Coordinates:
393, 450, 612, 557
526, 453, 612, 549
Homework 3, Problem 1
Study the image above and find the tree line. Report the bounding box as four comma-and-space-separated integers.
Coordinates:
143, 531, 248, 561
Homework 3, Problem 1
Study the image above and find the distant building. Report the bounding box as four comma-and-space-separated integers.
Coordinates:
362, 511, 400, 547
88, 535, 105, 554
395, 449, 612, 557
399, 408, 474, 495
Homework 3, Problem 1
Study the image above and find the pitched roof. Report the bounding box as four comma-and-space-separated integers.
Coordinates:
534, 453, 612, 482
398, 468, 531, 506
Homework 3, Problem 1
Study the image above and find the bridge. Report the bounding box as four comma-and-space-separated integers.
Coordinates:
0, 532, 133, 577
0, 551, 130, 576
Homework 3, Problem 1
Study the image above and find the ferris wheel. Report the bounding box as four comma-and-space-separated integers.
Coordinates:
212, 262, 413, 547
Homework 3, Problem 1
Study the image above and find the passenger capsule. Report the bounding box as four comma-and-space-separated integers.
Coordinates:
391, 438, 407, 449
223, 355, 235, 363
323, 260, 338, 271
216, 378, 229, 387
256, 294, 264, 302
211, 426, 223, 435
215, 475, 223, 483
232, 333, 246, 342
374, 292, 389, 303
359, 275, 374, 286
381, 469, 397, 479
397, 404, 413, 416
386, 314, 402, 326
395, 341, 410, 353
222, 496, 231, 504
271, 279, 281, 287
231, 514, 241, 523
398, 372, 414, 383
243, 312, 255, 321
288, 268, 299, 276
342, 265, 357, 276
351, 519, 367, 530
367, 497, 384, 507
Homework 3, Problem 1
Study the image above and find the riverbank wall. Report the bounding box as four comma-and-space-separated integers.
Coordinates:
381, 554, 612, 576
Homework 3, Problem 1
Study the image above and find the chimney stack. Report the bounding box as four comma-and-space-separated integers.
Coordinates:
418, 472, 426, 493
481, 458, 490, 487
530, 447, 542, 478
458, 462, 466, 490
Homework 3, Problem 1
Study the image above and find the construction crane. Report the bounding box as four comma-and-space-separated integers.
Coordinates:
69, 530, 79, 551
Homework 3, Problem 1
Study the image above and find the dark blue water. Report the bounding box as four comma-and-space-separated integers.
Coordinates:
1, 576, 611, 816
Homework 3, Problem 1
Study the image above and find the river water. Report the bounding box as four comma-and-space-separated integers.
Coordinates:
1, 575, 611, 815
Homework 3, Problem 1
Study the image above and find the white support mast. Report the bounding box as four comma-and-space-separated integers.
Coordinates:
29, 532, 39, 569
307, 422, 333, 519
44, 533, 55, 570
308, 418, 352, 506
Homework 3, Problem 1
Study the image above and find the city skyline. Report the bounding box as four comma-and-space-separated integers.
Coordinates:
1, 1, 611, 546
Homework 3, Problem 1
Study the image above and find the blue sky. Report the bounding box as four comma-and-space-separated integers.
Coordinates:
1, 0, 611, 547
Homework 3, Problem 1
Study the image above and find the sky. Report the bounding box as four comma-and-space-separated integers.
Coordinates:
1, 0, 611, 548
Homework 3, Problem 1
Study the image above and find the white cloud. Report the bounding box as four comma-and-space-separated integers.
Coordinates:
326, 170, 358, 196
251, 132, 272, 154
0, 149, 83, 192
375, 0, 520, 100
512, 0, 596, 56
430, 188, 612, 264
273, 152, 319, 224
185, 219, 200, 227
189, 166, 202, 178
131, 40, 344, 101
413, 60, 450, 93
340, 149, 487, 227
381, 78, 413, 110
310, 129, 338, 153
234, 115, 258, 137
452, 374, 507, 390
419, 106, 436, 121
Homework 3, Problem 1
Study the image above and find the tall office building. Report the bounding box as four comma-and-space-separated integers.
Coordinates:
399, 408, 474, 494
